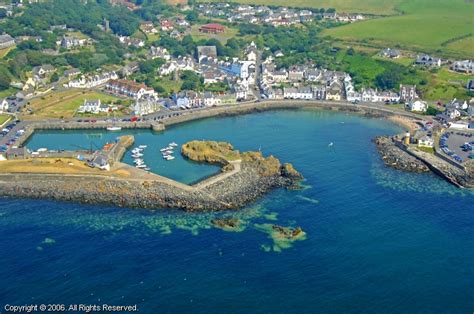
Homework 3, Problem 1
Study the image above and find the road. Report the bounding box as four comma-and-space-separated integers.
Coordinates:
0, 98, 430, 152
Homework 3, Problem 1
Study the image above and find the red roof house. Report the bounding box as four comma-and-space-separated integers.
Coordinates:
199, 23, 226, 34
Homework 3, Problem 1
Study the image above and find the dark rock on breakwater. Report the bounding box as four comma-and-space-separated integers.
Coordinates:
374, 136, 430, 173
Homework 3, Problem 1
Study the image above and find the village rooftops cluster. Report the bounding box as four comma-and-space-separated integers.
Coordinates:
196, 3, 364, 26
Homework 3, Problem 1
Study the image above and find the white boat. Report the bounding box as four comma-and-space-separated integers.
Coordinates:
136, 164, 147, 168
132, 148, 143, 153
160, 147, 170, 152
37, 148, 48, 152
132, 152, 143, 157
163, 155, 175, 160
144, 167, 151, 171
138, 145, 147, 149
133, 159, 144, 164
107, 126, 122, 131
162, 150, 173, 155
169, 142, 178, 147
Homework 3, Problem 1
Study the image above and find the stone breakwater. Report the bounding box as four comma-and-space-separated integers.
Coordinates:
0, 142, 303, 211
374, 135, 474, 188
374, 136, 429, 173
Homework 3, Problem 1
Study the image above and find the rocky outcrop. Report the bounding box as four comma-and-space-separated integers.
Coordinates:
211, 218, 244, 231
374, 136, 429, 173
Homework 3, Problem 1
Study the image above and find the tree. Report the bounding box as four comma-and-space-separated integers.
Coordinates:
426, 106, 440, 116
0, 65, 12, 90
139, 60, 155, 74
375, 68, 403, 90
186, 11, 198, 22
50, 72, 59, 83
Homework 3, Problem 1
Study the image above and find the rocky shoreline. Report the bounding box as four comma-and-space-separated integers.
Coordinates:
374, 135, 474, 188
0, 141, 303, 211
373, 136, 429, 173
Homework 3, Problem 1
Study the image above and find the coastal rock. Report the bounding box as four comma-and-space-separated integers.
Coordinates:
211, 218, 245, 232
374, 136, 429, 173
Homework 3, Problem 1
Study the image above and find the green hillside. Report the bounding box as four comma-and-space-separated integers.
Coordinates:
197, 0, 406, 15
323, 0, 474, 58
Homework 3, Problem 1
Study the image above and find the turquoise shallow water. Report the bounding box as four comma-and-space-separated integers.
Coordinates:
1, 110, 473, 313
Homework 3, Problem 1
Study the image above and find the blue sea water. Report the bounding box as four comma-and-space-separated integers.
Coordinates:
1, 110, 473, 313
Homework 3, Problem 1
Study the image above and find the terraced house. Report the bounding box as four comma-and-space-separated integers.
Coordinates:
105, 79, 156, 100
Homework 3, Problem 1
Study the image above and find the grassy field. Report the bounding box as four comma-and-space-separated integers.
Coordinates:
372, 56, 415, 67
323, 0, 474, 58
423, 68, 472, 101
444, 36, 474, 56
22, 90, 123, 119
188, 24, 239, 44
157, 76, 183, 94
0, 158, 134, 177
0, 114, 11, 127
197, 0, 404, 14
0, 45, 15, 59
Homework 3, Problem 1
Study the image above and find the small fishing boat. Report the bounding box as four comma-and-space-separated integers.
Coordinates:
138, 145, 147, 149
160, 147, 171, 152
169, 142, 178, 147
132, 154, 143, 158
144, 167, 151, 171
164, 155, 175, 160
328, 142, 334, 147
106, 126, 122, 131
136, 164, 147, 169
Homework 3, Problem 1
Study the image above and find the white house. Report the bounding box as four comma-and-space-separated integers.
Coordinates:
451, 60, 473, 73
418, 136, 434, 148
415, 55, 441, 67
66, 71, 117, 89
149, 46, 170, 61
449, 121, 469, 129
407, 100, 427, 112
0, 99, 8, 113
134, 96, 161, 116
283, 87, 313, 100
246, 41, 258, 62
77, 99, 102, 114
203, 92, 222, 107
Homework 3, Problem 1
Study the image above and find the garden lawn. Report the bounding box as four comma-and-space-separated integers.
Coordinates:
23, 90, 123, 119
0, 114, 11, 127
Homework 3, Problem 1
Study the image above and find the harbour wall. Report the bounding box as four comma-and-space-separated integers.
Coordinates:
161, 100, 426, 129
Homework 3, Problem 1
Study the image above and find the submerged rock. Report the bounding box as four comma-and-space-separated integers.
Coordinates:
211, 218, 245, 232
255, 223, 307, 252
